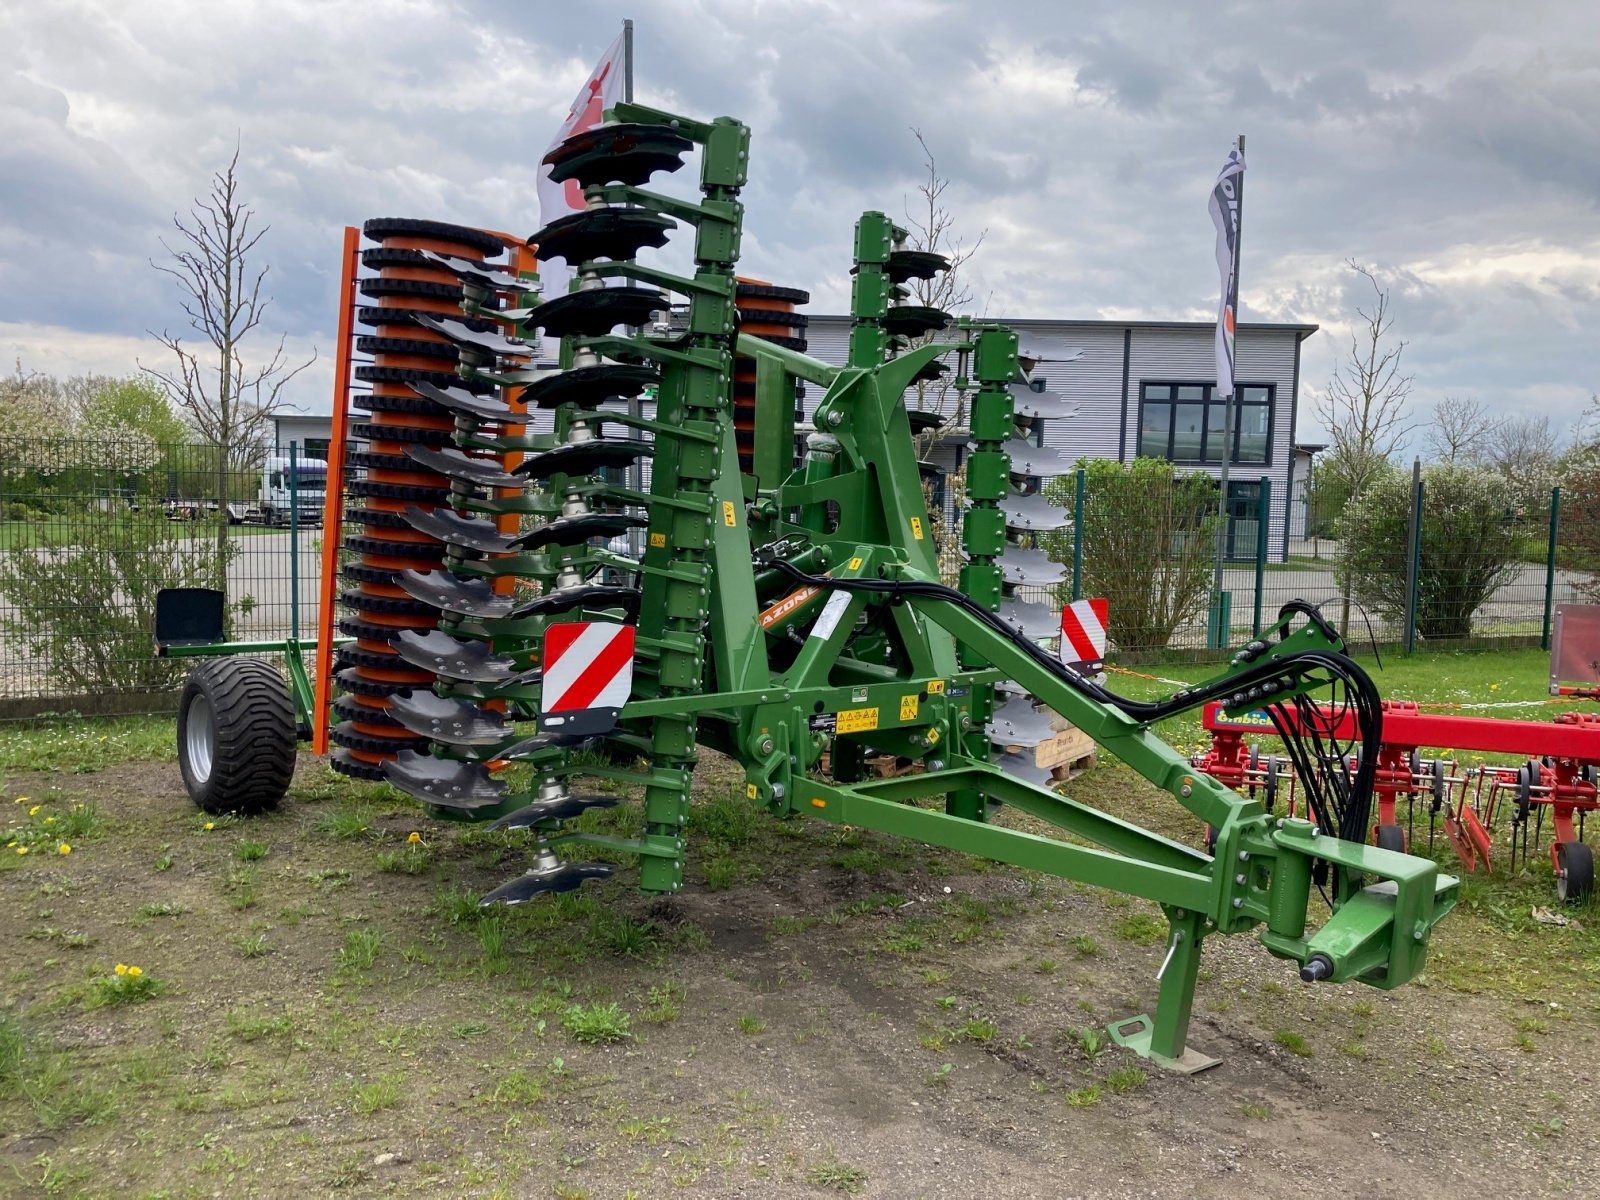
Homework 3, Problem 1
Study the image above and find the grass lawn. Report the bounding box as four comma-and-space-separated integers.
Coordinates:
0, 648, 1597, 1196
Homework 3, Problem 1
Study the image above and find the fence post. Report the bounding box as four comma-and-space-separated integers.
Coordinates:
1403, 459, 1422, 654
1071, 467, 1085, 602
289, 441, 300, 643
1252, 476, 1270, 637
1542, 485, 1561, 650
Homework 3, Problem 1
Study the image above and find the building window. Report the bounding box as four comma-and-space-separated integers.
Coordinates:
1137, 383, 1272, 464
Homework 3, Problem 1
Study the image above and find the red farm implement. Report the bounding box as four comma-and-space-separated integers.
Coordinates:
1197, 699, 1600, 902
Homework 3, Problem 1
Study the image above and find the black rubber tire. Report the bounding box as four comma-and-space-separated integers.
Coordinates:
1375, 824, 1407, 854
1557, 842, 1594, 904
177, 659, 297, 815
362, 217, 505, 257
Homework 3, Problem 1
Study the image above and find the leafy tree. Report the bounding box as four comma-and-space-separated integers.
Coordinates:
1335, 464, 1520, 641
1043, 458, 1221, 652
1559, 464, 1600, 601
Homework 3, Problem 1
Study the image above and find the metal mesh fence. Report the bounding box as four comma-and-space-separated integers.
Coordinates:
0, 438, 1590, 709
0, 438, 321, 707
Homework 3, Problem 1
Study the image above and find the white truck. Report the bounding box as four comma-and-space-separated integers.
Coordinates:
225, 455, 328, 526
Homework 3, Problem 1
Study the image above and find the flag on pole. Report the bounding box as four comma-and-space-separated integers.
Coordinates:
536, 31, 627, 296
1208, 143, 1246, 398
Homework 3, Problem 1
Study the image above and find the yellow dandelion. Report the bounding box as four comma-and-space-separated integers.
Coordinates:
1489, 683, 1500, 691
407, 831, 422, 844
127, 966, 143, 978
15, 847, 27, 856
57, 843, 71, 855
28, 805, 40, 817
44, 817, 54, 824
203, 821, 215, 831
13, 796, 27, 804
115, 963, 128, 976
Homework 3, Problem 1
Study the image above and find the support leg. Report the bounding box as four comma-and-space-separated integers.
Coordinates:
1107, 908, 1221, 1073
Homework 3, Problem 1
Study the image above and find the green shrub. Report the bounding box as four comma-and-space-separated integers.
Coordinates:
1043, 458, 1221, 651
1335, 464, 1520, 640
0, 509, 234, 692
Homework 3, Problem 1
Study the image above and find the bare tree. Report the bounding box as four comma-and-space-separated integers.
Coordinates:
1315, 259, 1416, 498
1488, 412, 1562, 516
1426, 395, 1503, 463
141, 145, 315, 554
904, 128, 986, 450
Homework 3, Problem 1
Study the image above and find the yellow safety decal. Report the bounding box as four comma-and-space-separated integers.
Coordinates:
927, 680, 946, 694
746, 783, 758, 800
927, 727, 941, 745
649, 532, 667, 548
899, 694, 919, 721
910, 516, 924, 540
836, 707, 879, 734
722, 500, 737, 527
847, 556, 863, 570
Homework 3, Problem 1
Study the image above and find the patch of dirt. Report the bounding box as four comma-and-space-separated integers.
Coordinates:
0, 749, 1595, 1199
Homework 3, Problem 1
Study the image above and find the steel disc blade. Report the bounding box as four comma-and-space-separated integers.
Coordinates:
399, 505, 519, 554
990, 438, 1071, 478
993, 748, 1056, 788
408, 381, 517, 423
529, 287, 667, 339
479, 861, 614, 906
1008, 383, 1080, 421
509, 584, 641, 620
382, 751, 507, 810
395, 570, 516, 618
988, 696, 1057, 748
514, 440, 653, 480
1000, 492, 1070, 532
530, 208, 676, 265
404, 446, 523, 490
997, 544, 1068, 586
387, 690, 513, 745
410, 313, 533, 359
415, 250, 530, 293
488, 793, 621, 830
883, 248, 949, 282
520, 363, 659, 410
390, 629, 521, 682
544, 122, 693, 188
881, 305, 950, 338
997, 596, 1059, 639
513, 512, 647, 550
906, 409, 948, 435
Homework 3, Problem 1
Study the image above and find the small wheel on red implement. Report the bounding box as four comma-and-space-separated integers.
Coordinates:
1205, 824, 1218, 855
1556, 842, 1594, 904
1375, 824, 1407, 854
1263, 755, 1281, 813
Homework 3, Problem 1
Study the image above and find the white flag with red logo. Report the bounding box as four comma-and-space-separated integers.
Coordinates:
536, 31, 627, 296
1209, 143, 1245, 398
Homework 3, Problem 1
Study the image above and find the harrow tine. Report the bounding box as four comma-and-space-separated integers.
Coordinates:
404, 445, 524, 490
513, 439, 653, 481
408, 380, 518, 423
387, 689, 514, 745
488, 793, 620, 830
399, 504, 521, 554
409, 312, 534, 359
382, 751, 507, 810
414, 249, 534, 293
390, 629, 522, 682
511, 512, 648, 551
479, 857, 614, 907
394, 569, 517, 619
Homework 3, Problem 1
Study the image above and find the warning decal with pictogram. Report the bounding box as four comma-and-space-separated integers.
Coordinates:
1060, 598, 1109, 674
538, 620, 636, 737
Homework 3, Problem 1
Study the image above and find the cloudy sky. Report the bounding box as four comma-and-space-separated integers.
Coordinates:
3, 0, 1595, 448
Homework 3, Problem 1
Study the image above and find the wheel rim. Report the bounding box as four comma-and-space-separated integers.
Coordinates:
186, 694, 216, 784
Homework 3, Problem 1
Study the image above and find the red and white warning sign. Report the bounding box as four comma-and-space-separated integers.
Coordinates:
538, 620, 636, 737
1060, 598, 1108, 674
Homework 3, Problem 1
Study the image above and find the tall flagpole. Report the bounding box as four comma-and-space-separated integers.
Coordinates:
623, 19, 634, 102
1210, 133, 1245, 641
